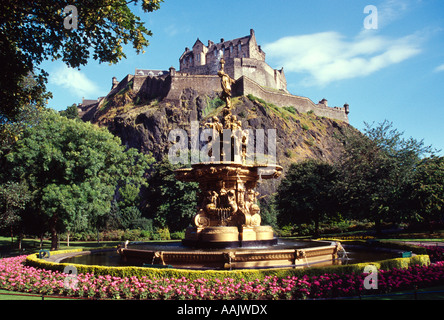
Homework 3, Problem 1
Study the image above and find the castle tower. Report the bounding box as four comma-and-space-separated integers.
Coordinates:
112, 76, 119, 89
178, 29, 287, 92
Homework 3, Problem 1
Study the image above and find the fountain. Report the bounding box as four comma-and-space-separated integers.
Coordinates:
117, 58, 341, 269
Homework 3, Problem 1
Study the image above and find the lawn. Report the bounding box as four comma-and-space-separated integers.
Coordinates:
0, 289, 75, 300
0, 236, 120, 258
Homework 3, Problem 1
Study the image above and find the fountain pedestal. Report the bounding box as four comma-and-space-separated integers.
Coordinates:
176, 161, 282, 248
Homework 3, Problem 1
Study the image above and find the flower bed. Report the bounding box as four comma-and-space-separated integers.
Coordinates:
1, 254, 444, 300
420, 245, 444, 263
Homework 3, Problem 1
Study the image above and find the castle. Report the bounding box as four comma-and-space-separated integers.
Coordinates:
79, 29, 349, 123
179, 29, 287, 93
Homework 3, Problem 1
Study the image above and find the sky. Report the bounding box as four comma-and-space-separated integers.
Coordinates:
41, 0, 444, 155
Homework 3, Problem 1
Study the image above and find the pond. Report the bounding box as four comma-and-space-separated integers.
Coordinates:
61, 240, 400, 268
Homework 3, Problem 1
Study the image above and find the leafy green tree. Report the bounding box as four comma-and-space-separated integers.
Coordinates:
59, 104, 79, 120
143, 158, 199, 232
408, 156, 444, 230
0, 73, 50, 156
4, 109, 154, 249
0, 181, 32, 247
336, 121, 436, 232
0, 0, 163, 122
276, 159, 339, 237
258, 196, 279, 230
336, 129, 396, 232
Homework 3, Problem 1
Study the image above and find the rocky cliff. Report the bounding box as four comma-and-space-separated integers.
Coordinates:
79, 79, 353, 196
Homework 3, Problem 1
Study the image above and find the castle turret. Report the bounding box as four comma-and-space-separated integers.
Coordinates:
169, 66, 176, 77
319, 98, 328, 107
112, 76, 119, 89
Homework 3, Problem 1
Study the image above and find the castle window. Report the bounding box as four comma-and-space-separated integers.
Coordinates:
238, 43, 242, 54
230, 46, 233, 54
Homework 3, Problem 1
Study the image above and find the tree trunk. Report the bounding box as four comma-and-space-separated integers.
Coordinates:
67, 231, 70, 247
314, 214, 320, 238
50, 215, 58, 250
375, 218, 382, 235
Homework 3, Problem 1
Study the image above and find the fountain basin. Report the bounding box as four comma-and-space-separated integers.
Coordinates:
117, 240, 339, 269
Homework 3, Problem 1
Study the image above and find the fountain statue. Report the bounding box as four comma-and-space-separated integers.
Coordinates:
175, 58, 283, 248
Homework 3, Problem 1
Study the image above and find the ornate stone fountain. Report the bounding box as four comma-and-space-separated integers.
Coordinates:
117, 58, 340, 269
176, 58, 282, 248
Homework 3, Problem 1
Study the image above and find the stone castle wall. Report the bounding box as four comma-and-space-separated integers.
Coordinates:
233, 76, 349, 122
132, 72, 348, 123
232, 58, 287, 93
133, 74, 171, 101
180, 57, 287, 94
165, 73, 221, 101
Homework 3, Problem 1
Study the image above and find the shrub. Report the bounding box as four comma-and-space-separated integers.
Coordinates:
283, 106, 297, 114
156, 227, 171, 240
170, 231, 185, 240
123, 229, 142, 241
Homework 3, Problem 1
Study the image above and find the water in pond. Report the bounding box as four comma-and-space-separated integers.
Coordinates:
62, 240, 399, 268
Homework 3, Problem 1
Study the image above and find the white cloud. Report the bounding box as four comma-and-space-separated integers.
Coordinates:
264, 31, 422, 87
49, 65, 100, 98
434, 64, 444, 72
377, 0, 411, 29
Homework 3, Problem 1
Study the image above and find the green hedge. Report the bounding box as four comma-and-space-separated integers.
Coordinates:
25, 248, 430, 282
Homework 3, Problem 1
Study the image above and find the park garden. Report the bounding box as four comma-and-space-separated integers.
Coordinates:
1, 0, 443, 301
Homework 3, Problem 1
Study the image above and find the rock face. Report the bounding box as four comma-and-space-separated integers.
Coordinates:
80, 81, 352, 196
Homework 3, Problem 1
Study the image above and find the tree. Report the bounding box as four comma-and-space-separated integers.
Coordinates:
276, 159, 339, 237
408, 156, 444, 230
59, 104, 79, 120
0, 181, 32, 248
4, 109, 154, 249
0, 72, 50, 155
0, 0, 163, 122
335, 121, 436, 232
143, 158, 199, 232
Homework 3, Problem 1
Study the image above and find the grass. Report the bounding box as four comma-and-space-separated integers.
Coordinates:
0, 289, 75, 300
0, 236, 121, 258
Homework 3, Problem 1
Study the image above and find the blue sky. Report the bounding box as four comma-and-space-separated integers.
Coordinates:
41, 0, 444, 155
